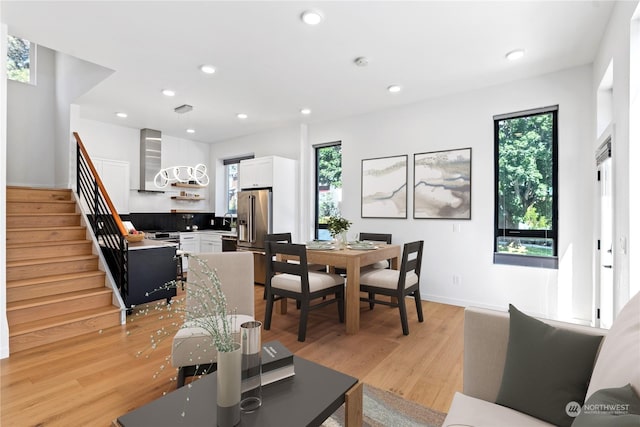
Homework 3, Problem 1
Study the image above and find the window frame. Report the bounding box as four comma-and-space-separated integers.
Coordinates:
223, 154, 253, 215
314, 141, 342, 240
7, 35, 36, 85
493, 105, 559, 269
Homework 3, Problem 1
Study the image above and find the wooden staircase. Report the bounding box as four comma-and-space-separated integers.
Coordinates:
6, 187, 121, 353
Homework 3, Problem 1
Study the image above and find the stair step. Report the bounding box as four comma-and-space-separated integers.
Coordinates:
5, 186, 122, 354
6, 226, 86, 244
7, 213, 81, 228
7, 254, 99, 281
7, 200, 77, 214
7, 186, 72, 202
7, 271, 106, 303
7, 240, 93, 262
9, 306, 122, 354
7, 289, 114, 324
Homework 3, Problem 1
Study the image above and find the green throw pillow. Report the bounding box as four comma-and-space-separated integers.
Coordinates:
571, 384, 640, 427
495, 304, 604, 427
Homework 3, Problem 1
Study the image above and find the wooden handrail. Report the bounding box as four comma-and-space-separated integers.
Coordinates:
73, 132, 128, 237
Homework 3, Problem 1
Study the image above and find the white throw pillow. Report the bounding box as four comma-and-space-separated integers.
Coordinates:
586, 291, 640, 399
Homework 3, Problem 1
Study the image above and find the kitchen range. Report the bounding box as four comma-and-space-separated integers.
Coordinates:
144, 230, 180, 245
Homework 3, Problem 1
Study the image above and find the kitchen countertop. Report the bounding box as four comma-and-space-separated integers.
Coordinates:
127, 239, 179, 250
181, 230, 237, 237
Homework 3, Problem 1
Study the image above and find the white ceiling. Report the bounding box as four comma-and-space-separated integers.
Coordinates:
2, 1, 614, 143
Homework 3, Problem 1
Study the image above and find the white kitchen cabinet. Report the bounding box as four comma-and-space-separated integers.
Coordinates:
179, 232, 201, 271
200, 233, 222, 253
94, 158, 130, 214
239, 156, 275, 189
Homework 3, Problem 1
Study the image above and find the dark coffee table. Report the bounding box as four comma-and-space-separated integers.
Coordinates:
114, 356, 363, 427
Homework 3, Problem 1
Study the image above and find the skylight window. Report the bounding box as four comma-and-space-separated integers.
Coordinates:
7, 35, 36, 85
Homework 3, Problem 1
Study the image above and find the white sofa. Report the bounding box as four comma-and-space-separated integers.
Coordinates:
443, 291, 640, 427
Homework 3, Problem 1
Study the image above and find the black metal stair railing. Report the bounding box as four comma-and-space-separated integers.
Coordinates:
74, 132, 129, 298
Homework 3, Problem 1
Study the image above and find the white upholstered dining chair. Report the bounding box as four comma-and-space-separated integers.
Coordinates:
263, 241, 344, 342
359, 240, 424, 335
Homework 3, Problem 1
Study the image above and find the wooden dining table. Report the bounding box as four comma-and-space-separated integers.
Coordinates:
279, 243, 401, 335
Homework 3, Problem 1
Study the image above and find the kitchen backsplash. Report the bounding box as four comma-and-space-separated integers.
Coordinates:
121, 212, 230, 232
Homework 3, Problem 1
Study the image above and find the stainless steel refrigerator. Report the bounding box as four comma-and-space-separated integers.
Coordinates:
237, 189, 272, 250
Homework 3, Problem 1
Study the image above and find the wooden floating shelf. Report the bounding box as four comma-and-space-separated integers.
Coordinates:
171, 196, 205, 201
171, 183, 207, 188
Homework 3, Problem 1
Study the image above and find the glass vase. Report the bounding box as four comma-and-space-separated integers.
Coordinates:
217, 342, 241, 427
338, 230, 348, 249
240, 321, 262, 412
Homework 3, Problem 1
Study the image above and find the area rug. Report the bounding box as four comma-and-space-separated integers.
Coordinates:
322, 384, 446, 427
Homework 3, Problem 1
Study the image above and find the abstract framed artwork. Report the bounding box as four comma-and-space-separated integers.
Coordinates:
361, 155, 408, 218
413, 148, 472, 219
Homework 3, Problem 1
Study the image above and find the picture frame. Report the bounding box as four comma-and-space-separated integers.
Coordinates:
413, 148, 472, 219
361, 155, 408, 218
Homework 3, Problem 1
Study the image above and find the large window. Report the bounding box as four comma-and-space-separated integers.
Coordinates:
223, 155, 253, 215
7, 35, 36, 84
494, 106, 558, 268
315, 143, 342, 240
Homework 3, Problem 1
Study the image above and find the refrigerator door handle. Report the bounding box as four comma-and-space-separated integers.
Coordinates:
249, 195, 256, 243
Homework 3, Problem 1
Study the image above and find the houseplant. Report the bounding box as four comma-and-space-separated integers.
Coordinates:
327, 216, 352, 248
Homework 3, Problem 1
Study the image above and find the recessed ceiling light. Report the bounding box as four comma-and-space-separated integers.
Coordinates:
115, 112, 128, 118
237, 113, 248, 120
505, 49, 525, 61
162, 89, 176, 97
301, 10, 323, 25
387, 85, 402, 93
186, 128, 195, 134
300, 108, 312, 115
200, 65, 216, 74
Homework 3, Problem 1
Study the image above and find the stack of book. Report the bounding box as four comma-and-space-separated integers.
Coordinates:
261, 340, 295, 385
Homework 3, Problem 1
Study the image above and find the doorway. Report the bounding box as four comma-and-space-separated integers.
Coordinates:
595, 137, 613, 328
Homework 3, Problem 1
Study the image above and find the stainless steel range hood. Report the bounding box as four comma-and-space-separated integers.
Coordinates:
139, 128, 164, 193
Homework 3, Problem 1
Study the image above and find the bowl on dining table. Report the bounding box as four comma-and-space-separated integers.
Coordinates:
306, 240, 335, 250
347, 241, 377, 250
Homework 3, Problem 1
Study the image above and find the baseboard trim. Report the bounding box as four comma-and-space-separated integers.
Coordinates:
421, 293, 593, 325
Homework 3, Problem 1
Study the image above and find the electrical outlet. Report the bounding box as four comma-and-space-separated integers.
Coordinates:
453, 274, 461, 285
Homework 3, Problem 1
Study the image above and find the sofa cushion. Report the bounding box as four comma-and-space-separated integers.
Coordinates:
571, 384, 640, 427
444, 392, 556, 427
586, 291, 640, 399
495, 304, 603, 427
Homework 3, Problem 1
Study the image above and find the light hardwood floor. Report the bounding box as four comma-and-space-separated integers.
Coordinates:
1, 286, 464, 426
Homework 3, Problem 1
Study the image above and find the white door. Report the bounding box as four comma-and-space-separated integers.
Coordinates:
595, 140, 614, 328
95, 158, 130, 214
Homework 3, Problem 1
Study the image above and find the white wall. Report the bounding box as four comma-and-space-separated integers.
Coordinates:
592, 0, 638, 315
6, 46, 112, 188
73, 118, 213, 213
7, 45, 56, 186
55, 51, 113, 188
304, 65, 595, 322
1, 21, 10, 359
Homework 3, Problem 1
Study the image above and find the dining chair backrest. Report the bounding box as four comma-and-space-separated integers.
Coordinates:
398, 240, 424, 290
359, 232, 392, 244
265, 232, 292, 243
265, 241, 311, 294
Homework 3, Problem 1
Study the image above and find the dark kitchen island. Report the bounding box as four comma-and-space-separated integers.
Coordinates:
102, 239, 177, 309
